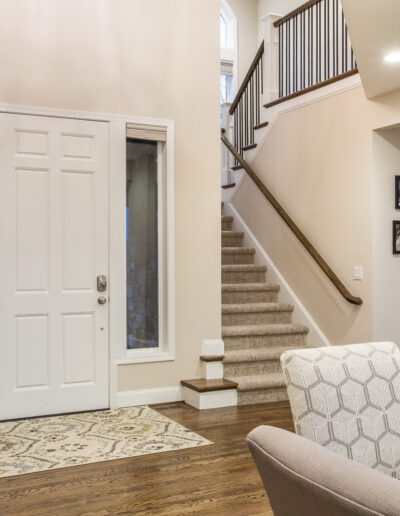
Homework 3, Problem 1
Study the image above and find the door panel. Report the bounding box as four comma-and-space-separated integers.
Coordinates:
0, 113, 109, 420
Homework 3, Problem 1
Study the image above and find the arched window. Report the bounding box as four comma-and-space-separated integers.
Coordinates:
220, 14, 227, 48
220, 1, 237, 104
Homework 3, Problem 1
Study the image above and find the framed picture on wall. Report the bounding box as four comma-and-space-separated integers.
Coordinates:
393, 221, 400, 254
395, 176, 400, 209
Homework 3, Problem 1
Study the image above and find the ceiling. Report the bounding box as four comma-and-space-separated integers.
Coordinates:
342, 0, 400, 98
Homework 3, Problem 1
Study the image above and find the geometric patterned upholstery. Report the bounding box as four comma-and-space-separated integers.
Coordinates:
280, 342, 400, 479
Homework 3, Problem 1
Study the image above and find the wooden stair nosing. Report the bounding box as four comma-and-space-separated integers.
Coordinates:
242, 143, 257, 152
200, 355, 225, 363
254, 121, 269, 131
221, 183, 236, 190
180, 378, 238, 392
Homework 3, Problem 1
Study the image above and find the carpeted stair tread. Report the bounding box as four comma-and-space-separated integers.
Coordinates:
222, 248, 255, 255
222, 264, 267, 273
222, 283, 280, 292
223, 346, 300, 363
222, 302, 294, 315
222, 323, 309, 337
230, 372, 286, 391
221, 215, 233, 223
222, 231, 244, 238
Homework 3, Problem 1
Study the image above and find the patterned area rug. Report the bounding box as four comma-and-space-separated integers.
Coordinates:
0, 406, 212, 478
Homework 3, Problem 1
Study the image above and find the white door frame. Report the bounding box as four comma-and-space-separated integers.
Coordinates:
0, 103, 175, 412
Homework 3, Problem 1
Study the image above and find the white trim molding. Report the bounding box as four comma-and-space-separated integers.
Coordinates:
182, 387, 237, 410
117, 386, 183, 408
225, 203, 330, 348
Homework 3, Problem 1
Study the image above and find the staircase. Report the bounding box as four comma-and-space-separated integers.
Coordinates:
221, 209, 310, 405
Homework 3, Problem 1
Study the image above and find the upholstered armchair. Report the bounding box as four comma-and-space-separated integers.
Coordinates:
247, 425, 400, 516
280, 342, 400, 478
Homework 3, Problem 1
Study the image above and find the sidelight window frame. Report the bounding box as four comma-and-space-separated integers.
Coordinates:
110, 117, 175, 366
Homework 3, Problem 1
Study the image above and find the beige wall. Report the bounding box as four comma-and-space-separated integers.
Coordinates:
0, 0, 221, 392
372, 127, 400, 344
257, 0, 302, 41
233, 85, 400, 345
226, 0, 258, 83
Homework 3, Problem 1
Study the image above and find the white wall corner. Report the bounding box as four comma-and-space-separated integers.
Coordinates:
201, 339, 225, 356
225, 203, 331, 348
116, 386, 183, 408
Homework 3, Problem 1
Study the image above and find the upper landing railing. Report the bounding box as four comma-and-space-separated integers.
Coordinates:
272, 0, 357, 103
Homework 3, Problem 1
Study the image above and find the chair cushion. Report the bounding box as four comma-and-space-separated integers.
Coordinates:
280, 342, 400, 479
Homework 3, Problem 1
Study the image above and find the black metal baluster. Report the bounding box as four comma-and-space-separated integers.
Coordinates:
286, 23, 289, 96
341, 7, 345, 73
279, 25, 282, 97
336, 0, 339, 76
294, 16, 297, 93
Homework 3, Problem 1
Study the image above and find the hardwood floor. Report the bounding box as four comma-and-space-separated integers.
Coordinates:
0, 401, 293, 515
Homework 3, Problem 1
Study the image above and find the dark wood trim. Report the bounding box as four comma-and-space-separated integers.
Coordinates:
264, 68, 358, 109
220, 132, 362, 306
254, 121, 269, 131
231, 164, 243, 171
242, 143, 257, 152
199, 355, 225, 362
274, 0, 323, 27
221, 183, 236, 190
229, 41, 264, 115
180, 378, 238, 392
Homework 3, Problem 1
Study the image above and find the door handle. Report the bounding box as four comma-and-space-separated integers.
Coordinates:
98, 296, 107, 305
97, 275, 107, 292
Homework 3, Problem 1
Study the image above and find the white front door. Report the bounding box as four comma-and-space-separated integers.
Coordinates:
0, 113, 109, 420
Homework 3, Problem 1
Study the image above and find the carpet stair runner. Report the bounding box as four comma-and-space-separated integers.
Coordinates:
221, 208, 310, 404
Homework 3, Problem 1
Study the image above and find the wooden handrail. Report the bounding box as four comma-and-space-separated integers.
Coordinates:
274, 0, 323, 27
221, 133, 362, 306
264, 69, 358, 109
229, 41, 264, 115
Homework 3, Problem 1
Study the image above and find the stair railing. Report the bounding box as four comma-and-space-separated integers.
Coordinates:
229, 41, 264, 161
272, 0, 357, 102
221, 132, 362, 306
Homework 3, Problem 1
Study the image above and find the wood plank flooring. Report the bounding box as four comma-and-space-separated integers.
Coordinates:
0, 401, 293, 515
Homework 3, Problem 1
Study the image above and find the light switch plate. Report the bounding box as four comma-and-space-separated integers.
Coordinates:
353, 266, 363, 281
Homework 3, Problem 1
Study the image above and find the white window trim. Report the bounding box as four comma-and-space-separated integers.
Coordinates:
123, 137, 175, 364
110, 117, 175, 366
220, 0, 238, 102
0, 103, 176, 372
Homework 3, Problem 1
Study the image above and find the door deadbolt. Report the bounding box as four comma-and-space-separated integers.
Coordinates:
97, 275, 107, 292
98, 296, 107, 305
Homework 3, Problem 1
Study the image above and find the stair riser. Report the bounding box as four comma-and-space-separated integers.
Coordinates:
238, 387, 288, 405
221, 221, 233, 231
223, 333, 307, 351
224, 360, 282, 377
222, 253, 255, 265
222, 290, 279, 304
222, 271, 266, 284
222, 311, 292, 326
222, 236, 243, 247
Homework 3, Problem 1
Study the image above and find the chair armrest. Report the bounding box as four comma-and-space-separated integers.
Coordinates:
247, 425, 400, 516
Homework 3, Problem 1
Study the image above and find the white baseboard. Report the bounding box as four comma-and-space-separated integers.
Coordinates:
117, 386, 183, 408
182, 386, 237, 410
226, 203, 330, 348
